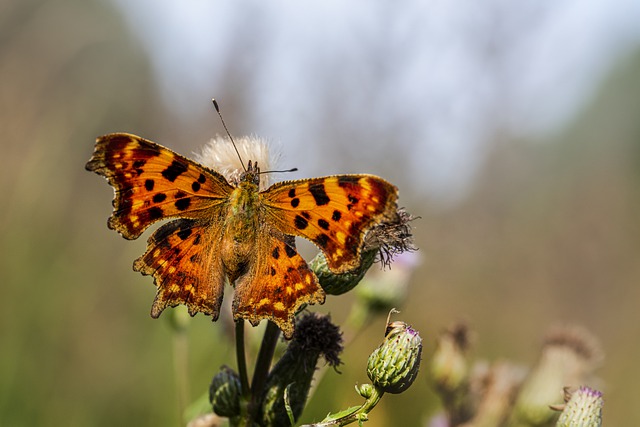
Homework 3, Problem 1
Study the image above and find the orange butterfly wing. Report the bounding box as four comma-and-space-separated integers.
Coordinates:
85, 133, 233, 239
132, 218, 227, 320
86, 133, 232, 319
232, 233, 324, 338
262, 175, 398, 272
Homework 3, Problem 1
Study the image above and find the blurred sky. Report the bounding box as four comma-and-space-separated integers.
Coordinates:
112, 0, 640, 205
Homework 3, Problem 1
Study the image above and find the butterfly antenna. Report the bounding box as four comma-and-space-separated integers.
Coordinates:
212, 98, 246, 172
259, 167, 298, 175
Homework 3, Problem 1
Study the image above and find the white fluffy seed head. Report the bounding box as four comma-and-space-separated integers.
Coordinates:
194, 135, 278, 190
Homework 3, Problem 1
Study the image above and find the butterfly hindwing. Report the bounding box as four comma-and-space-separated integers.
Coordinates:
85, 133, 233, 239
232, 233, 324, 338
133, 218, 227, 319
262, 175, 398, 273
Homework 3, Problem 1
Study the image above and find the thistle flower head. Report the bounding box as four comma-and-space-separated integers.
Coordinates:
260, 313, 343, 425
195, 135, 276, 190
554, 386, 603, 427
364, 208, 417, 268
367, 318, 422, 394
287, 312, 344, 368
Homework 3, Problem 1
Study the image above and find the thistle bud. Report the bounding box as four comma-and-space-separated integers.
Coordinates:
209, 366, 241, 418
309, 250, 377, 295
310, 208, 417, 296
367, 320, 422, 394
431, 322, 470, 394
356, 383, 375, 398
555, 387, 603, 427
260, 313, 343, 425
512, 325, 603, 425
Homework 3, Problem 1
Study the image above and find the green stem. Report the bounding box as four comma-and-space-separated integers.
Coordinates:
235, 319, 250, 399
302, 386, 385, 426
338, 386, 383, 426
249, 321, 281, 419
172, 327, 190, 423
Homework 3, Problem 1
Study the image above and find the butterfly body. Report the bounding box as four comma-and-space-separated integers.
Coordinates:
87, 133, 398, 337
220, 167, 266, 282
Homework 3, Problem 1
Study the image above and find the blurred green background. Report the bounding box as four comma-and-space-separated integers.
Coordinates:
2, 0, 639, 425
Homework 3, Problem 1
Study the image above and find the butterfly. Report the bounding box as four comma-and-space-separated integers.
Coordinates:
86, 133, 399, 338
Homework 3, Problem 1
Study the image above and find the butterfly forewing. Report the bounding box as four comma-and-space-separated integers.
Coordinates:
261, 175, 399, 273
85, 133, 233, 239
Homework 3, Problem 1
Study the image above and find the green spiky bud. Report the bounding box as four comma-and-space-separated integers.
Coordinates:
555, 387, 603, 427
209, 366, 241, 418
260, 314, 343, 426
367, 320, 422, 394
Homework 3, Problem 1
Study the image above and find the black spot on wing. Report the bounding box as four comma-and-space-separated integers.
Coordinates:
133, 160, 146, 175
294, 215, 308, 230
192, 181, 201, 192
284, 244, 296, 258
153, 193, 167, 203
133, 159, 146, 169
145, 179, 154, 191
291, 198, 300, 208
316, 233, 329, 249
318, 219, 330, 230
162, 160, 188, 182
175, 198, 191, 210
177, 228, 192, 240
272, 247, 280, 259
332, 210, 341, 221
148, 207, 163, 221
309, 183, 330, 206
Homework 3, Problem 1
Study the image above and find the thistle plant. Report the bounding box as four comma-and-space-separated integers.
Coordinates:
87, 103, 607, 426
181, 127, 420, 426
428, 323, 604, 427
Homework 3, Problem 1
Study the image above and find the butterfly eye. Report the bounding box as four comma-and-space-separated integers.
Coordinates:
240, 161, 261, 186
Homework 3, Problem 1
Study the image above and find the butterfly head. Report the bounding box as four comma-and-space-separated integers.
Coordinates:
240, 160, 261, 186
